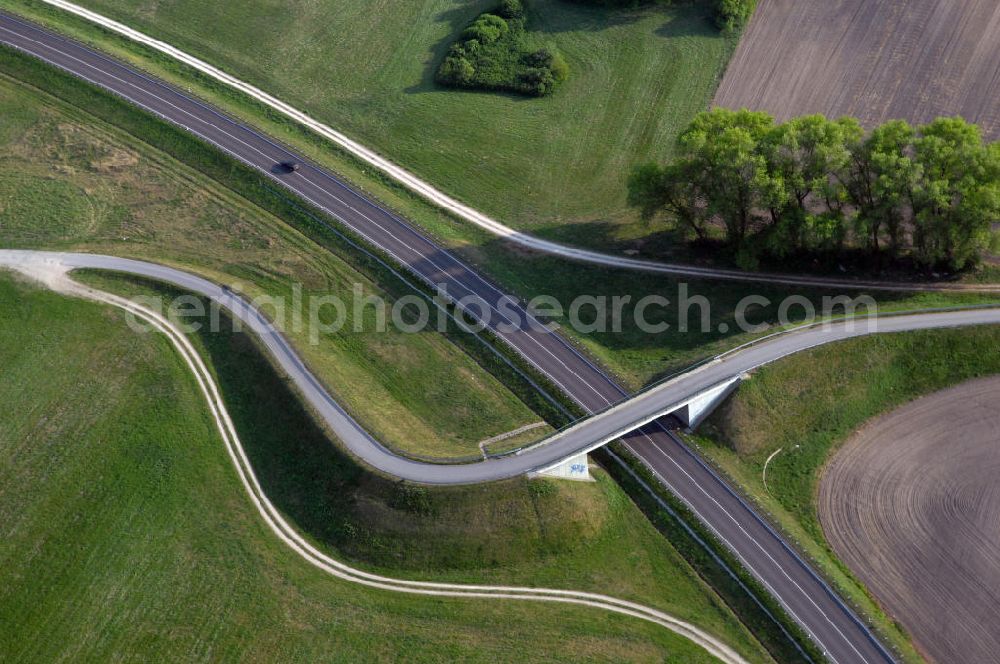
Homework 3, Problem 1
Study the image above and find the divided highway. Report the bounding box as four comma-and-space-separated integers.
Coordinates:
0, 13, 946, 662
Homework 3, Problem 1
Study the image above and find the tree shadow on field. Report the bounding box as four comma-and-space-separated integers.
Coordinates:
530, 218, 702, 264
652, 2, 720, 40
532, 0, 643, 35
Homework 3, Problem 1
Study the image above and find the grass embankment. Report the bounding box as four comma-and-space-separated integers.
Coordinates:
691, 326, 1000, 662
0, 273, 770, 662
4, 0, 735, 241
0, 64, 551, 460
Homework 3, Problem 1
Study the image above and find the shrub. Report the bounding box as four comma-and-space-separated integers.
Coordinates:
550, 51, 570, 82
517, 67, 556, 96
437, 55, 476, 86
462, 13, 509, 43
435, 3, 569, 97
524, 47, 554, 69
389, 483, 435, 517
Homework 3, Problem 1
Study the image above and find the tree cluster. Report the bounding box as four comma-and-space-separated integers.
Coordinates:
436, 0, 569, 97
629, 109, 1000, 272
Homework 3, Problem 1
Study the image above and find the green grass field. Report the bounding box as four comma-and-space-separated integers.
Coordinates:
690, 326, 1000, 662
0, 69, 554, 460
4, 0, 736, 243
0, 272, 772, 662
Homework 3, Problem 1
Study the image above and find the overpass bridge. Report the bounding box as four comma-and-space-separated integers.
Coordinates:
531, 374, 744, 480
11, 250, 992, 664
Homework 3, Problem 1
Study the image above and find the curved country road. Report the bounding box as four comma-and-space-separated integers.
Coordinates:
7, 250, 1000, 663
2, 11, 991, 659
6, 250, 1000, 485
14, 264, 745, 663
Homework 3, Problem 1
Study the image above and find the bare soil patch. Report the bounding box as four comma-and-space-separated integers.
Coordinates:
819, 375, 1000, 662
715, 0, 1000, 140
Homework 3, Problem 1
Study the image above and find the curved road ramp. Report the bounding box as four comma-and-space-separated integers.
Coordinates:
820, 376, 1000, 663
7, 249, 1000, 486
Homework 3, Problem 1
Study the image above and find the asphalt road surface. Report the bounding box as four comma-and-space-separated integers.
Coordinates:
0, 13, 942, 661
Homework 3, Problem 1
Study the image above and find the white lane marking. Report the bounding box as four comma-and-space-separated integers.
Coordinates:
636, 433, 872, 663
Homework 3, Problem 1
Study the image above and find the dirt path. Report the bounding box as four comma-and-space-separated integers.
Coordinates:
716, 0, 1000, 140
819, 376, 1000, 662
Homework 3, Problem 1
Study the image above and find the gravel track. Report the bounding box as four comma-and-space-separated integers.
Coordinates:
819, 376, 1000, 662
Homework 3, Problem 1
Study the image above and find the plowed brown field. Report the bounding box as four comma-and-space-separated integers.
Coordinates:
714, 0, 1000, 140
819, 376, 1000, 663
